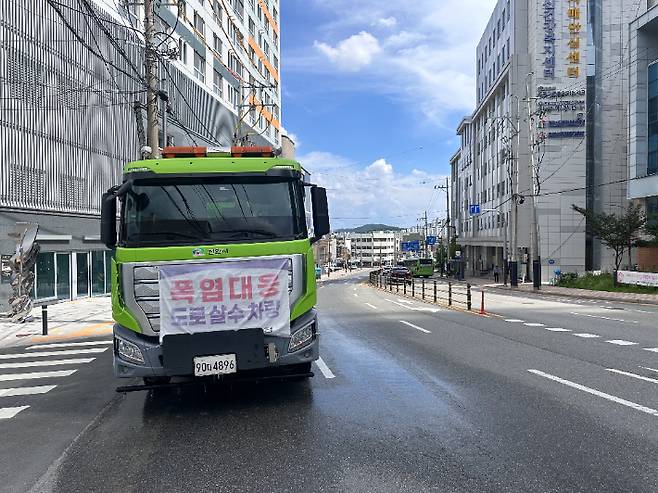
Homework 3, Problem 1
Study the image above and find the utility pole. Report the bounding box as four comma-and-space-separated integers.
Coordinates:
507, 95, 522, 288
525, 76, 541, 289
144, 0, 161, 159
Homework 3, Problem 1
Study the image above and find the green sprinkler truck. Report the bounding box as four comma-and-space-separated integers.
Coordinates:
100, 146, 330, 386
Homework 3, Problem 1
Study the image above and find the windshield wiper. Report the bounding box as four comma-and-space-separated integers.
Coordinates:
134, 232, 206, 240
223, 229, 279, 239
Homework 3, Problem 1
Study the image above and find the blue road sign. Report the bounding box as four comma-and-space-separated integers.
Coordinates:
469, 204, 481, 215
426, 236, 437, 246
401, 241, 420, 252
548, 259, 556, 265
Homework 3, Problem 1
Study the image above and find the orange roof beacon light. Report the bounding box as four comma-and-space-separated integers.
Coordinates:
162, 146, 208, 158
231, 146, 274, 158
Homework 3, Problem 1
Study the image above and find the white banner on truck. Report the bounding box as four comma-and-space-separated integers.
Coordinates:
617, 270, 658, 288
159, 258, 290, 341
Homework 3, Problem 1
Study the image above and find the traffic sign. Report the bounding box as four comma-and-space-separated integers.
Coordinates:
469, 204, 481, 215
401, 241, 421, 252
426, 236, 437, 246
548, 259, 556, 265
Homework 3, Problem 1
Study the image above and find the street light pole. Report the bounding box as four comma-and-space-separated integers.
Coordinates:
525, 74, 541, 289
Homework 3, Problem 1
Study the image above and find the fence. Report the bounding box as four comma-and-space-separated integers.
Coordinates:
368, 271, 474, 311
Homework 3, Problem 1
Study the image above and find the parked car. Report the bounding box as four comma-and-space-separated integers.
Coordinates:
389, 267, 412, 284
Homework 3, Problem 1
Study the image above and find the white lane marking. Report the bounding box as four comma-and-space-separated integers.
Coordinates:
0, 385, 56, 397
365, 303, 378, 310
640, 366, 658, 374
505, 319, 525, 323
545, 328, 571, 332
353, 287, 357, 291
314, 357, 335, 379
26, 341, 112, 350
0, 406, 30, 420
570, 312, 638, 324
0, 358, 95, 370
0, 348, 107, 360
606, 369, 658, 385
399, 320, 431, 334
605, 340, 638, 346
634, 309, 652, 314
385, 299, 440, 313
644, 348, 658, 353
353, 293, 359, 298
396, 299, 414, 305
528, 369, 658, 417
573, 333, 600, 338
0, 369, 77, 382
524, 323, 545, 327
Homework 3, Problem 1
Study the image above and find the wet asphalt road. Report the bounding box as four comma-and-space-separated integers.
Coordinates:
1, 273, 658, 492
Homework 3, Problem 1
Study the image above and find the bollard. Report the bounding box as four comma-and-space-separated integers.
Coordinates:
42, 305, 48, 336
480, 289, 486, 315
396, 281, 399, 293
412, 279, 415, 298
433, 281, 437, 303
404, 280, 407, 295
448, 282, 453, 306
422, 279, 425, 300
466, 284, 472, 311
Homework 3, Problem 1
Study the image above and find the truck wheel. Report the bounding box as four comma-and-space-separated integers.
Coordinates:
143, 376, 171, 386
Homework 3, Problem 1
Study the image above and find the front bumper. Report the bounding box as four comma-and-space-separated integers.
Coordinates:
113, 309, 319, 378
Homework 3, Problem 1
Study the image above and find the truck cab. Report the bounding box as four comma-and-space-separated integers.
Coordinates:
100, 146, 329, 384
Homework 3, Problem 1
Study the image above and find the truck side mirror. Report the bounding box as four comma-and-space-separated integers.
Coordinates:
311, 186, 330, 243
101, 190, 117, 249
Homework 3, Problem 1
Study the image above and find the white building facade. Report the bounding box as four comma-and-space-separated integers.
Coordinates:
452, 0, 637, 280
350, 232, 397, 267
0, 0, 282, 311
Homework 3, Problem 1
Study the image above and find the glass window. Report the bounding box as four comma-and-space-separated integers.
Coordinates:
194, 51, 205, 82
213, 70, 223, 98
36, 252, 55, 300
76, 252, 89, 297
105, 251, 113, 294
648, 63, 658, 176
91, 251, 105, 296
56, 253, 71, 300
121, 179, 307, 247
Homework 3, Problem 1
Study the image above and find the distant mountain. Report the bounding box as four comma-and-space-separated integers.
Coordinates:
336, 223, 403, 234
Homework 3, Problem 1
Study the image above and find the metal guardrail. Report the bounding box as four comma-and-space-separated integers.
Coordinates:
369, 271, 474, 311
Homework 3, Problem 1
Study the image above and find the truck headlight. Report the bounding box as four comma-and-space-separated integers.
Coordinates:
288, 321, 315, 352
115, 336, 145, 365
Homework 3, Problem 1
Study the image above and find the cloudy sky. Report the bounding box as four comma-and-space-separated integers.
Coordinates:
280, 0, 497, 229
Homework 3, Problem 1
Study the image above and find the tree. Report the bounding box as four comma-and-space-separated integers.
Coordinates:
572, 204, 646, 273
646, 214, 658, 244
435, 241, 448, 276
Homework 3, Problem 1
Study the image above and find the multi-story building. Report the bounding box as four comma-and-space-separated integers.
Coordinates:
629, 1, 658, 237
0, 0, 282, 312
350, 232, 397, 267
451, 0, 636, 280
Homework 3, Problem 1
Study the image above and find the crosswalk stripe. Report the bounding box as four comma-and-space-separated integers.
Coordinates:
0, 385, 56, 397
0, 406, 30, 419
0, 369, 76, 382
0, 358, 94, 370
26, 341, 112, 350
0, 348, 107, 360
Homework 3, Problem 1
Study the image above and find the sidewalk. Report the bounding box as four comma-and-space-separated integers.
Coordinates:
0, 297, 113, 348
442, 274, 658, 305
316, 268, 366, 283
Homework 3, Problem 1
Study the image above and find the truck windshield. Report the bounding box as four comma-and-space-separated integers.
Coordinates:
120, 178, 307, 247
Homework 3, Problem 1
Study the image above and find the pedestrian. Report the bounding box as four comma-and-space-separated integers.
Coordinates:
493, 265, 500, 283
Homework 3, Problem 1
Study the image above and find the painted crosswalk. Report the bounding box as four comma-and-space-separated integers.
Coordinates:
0, 340, 111, 420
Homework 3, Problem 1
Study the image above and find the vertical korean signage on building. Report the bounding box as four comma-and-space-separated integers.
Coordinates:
159, 258, 291, 341
543, 0, 556, 78
567, 0, 581, 78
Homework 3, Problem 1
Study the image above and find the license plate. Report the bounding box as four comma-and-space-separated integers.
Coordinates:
193, 354, 237, 376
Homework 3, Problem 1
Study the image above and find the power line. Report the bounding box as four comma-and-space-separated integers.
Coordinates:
45, 0, 145, 85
